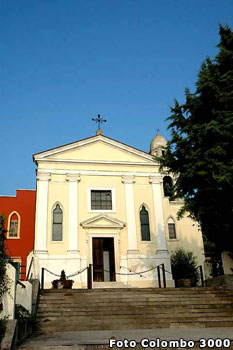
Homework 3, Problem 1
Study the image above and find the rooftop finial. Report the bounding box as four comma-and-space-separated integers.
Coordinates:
92, 114, 107, 131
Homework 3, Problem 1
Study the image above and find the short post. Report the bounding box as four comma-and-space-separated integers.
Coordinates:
87, 264, 92, 290
41, 267, 44, 290
157, 265, 161, 288
199, 265, 204, 287
161, 263, 166, 288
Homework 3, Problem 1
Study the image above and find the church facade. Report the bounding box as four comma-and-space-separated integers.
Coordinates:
29, 131, 205, 288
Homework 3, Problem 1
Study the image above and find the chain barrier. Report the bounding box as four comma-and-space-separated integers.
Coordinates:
43, 267, 87, 279
67, 267, 87, 278
100, 264, 171, 276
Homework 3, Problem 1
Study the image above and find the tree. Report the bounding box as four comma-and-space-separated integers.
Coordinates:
158, 25, 233, 255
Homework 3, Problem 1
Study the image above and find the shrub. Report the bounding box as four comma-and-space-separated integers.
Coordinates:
171, 248, 199, 284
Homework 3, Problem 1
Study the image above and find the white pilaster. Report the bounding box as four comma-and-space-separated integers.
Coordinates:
121, 175, 138, 252
149, 176, 169, 254
35, 171, 51, 254
66, 173, 81, 255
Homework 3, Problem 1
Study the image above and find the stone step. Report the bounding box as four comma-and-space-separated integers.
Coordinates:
92, 282, 134, 288
38, 314, 233, 323
39, 293, 233, 300
37, 309, 233, 318
38, 301, 233, 308
35, 287, 233, 335
41, 288, 233, 294
38, 319, 233, 333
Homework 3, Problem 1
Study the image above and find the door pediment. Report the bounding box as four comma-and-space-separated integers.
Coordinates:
80, 214, 125, 229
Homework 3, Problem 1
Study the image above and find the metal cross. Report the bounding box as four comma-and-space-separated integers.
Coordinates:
92, 114, 107, 130
156, 128, 160, 134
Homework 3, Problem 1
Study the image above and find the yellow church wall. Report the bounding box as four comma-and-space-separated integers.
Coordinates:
134, 181, 157, 254
47, 140, 153, 163
77, 174, 129, 257
46, 180, 69, 255
163, 199, 205, 266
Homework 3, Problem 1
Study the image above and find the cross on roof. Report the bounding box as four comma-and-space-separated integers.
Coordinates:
92, 114, 107, 130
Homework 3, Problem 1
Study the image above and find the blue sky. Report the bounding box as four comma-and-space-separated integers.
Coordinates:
0, 0, 233, 195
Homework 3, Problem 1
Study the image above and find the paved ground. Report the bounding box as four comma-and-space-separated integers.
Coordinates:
19, 328, 233, 347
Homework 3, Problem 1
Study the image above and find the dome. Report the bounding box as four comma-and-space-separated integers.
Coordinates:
150, 133, 167, 156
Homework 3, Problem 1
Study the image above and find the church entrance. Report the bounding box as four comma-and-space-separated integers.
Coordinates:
92, 238, 116, 282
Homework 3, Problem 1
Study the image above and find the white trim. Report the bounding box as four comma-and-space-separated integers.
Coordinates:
80, 214, 125, 229
149, 178, 168, 253
66, 174, 80, 253
88, 187, 116, 213
51, 202, 64, 243
122, 176, 138, 250
167, 216, 178, 240
139, 203, 152, 242
35, 174, 50, 252
34, 169, 161, 177
36, 159, 156, 166
7, 211, 21, 239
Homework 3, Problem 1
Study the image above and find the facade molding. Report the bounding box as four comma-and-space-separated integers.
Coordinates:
80, 214, 125, 229
34, 169, 161, 177
121, 175, 136, 184
33, 135, 155, 163
37, 171, 51, 181
66, 173, 81, 182
36, 159, 156, 166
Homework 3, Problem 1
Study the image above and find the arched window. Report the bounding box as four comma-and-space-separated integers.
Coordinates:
52, 204, 63, 241
163, 176, 173, 197
168, 217, 176, 239
140, 205, 151, 241
8, 212, 20, 238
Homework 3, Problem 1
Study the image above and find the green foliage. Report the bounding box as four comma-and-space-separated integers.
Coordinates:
0, 317, 7, 343
0, 214, 8, 314
157, 25, 233, 255
203, 236, 223, 277
15, 304, 31, 320
0, 214, 7, 279
171, 248, 199, 283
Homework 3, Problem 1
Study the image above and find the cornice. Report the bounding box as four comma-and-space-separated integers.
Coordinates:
66, 173, 81, 182
37, 171, 51, 181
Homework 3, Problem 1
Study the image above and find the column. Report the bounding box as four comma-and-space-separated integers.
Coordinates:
121, 175, 138, 252
35, 171, 51, 254
149, 176, 169, 254
66, 173, 81, 255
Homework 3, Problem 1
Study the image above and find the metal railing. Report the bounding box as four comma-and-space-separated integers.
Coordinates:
26, 257, 34, 281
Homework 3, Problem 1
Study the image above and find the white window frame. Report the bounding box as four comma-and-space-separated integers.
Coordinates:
51, 202, 64, 243
88, 187, 116, 213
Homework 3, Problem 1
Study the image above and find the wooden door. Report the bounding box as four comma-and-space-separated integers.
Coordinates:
93, 238, 104, 282
109, 238, 116, 281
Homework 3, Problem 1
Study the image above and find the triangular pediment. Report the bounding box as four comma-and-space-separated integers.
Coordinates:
80, 214, 125, 229
33, 135, 155, 165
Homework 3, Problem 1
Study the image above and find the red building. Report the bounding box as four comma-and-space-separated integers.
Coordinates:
0, 189, 36, 280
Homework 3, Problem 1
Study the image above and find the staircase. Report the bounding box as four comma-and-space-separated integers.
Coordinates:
36, 287, 233, 334
93, 281, 132, 288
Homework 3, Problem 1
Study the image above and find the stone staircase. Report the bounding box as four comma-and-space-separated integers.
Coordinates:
93, 281, 133, 288
35, 287, 233, 334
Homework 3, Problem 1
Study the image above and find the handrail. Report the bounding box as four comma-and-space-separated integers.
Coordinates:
17, 280, 26, 288
26, 257, 34, 281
